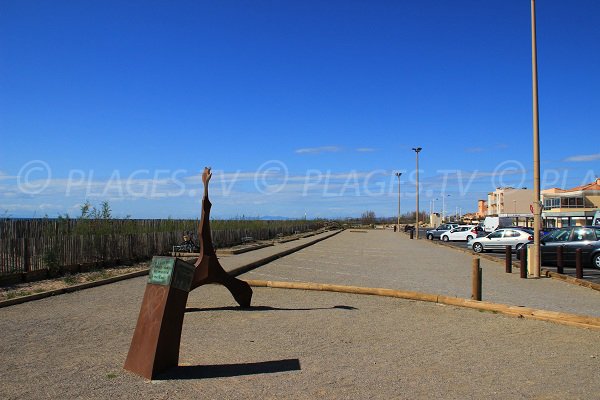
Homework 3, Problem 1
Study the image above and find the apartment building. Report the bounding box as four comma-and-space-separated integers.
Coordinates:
487, 187, 534, 216
542, 178, 600, 227
476, 199, 487, 218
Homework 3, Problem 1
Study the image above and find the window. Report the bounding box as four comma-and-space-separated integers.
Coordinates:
572, 228, 595, 241
560, 197, 584, 208
545, 228, 571, 242
543, 198, 560, 210
489, 231, 503, 239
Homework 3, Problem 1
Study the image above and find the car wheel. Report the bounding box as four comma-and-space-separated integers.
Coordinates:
593, 253, 600, 269
466, 235, 473, 241
442, 235, 449, 242
427, 234, 433, 240
515, 243, 523, 252
473, 243, 483, 253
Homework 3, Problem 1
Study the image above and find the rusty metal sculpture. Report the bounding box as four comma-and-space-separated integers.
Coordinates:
190, 167, 253, 305
124, 167, 253, 380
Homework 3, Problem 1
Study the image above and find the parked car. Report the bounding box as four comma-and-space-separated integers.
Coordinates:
518, 226, 600, 269
467, 228, 534, 253
472, 225, 486, 237
440, 225, 479, 242
426, 223, 459, 240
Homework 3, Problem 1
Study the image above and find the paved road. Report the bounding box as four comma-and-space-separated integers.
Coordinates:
1, 229, 599, 399
413, 229, 600, 285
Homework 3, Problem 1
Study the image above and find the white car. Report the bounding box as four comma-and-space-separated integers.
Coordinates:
440, 225, 478, 242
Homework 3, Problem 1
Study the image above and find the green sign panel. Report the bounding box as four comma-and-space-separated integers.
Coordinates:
148, 257, 175, 286
148, 256, 195, 292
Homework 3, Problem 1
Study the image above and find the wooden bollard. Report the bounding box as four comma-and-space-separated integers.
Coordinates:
505, 246, 512, 273
556, 246, 564, 274
520, 247, 527, 279
576, 248, 583, 279
472, 258, 482, 301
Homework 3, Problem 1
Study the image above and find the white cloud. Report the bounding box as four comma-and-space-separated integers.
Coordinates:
356, 147, 376, 153
295, 146, 341, 155
563, 153, 600, 162
0, 171, 14, 180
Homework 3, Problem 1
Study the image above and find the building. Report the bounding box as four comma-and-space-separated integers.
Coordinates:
487, 187, 534, 216
476, 200, 487, 218
429, 212, 442, 227
541, 178, 600, 227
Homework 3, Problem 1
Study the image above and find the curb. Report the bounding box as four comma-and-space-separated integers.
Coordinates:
415, 234, 600, 293
0, 230, 342, 309
245, 279, 600, 331
228, 229, 343, 276
0, 270, 150, 309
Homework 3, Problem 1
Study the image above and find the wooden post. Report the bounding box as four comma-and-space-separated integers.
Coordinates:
505, 246, 512, 273
575, 248, 583, 279
472, 258, 482, 301
520, 247, 527, 279
556, 246, 564, 274
23, 238, 30, 273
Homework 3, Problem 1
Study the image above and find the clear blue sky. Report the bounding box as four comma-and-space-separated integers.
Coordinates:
1, 0, 599, 219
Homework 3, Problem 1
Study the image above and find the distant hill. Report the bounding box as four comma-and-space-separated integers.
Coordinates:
258, 216, 296, 220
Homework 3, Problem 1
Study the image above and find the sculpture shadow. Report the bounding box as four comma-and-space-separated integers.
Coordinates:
156, 358, 301, 380
185, 305, 357, 312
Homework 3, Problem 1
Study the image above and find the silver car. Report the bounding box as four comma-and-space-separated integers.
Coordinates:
467, 228, 533, 253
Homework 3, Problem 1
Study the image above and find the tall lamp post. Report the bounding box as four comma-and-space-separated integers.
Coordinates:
412, 147, 422, 239
531, 0, 541, 278
442, 194, 450, 223
395, 172, 402, 232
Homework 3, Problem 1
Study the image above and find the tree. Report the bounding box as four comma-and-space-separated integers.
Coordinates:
361, 210, 376, 225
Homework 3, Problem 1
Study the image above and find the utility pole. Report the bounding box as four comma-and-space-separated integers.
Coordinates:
412, 147, 422, 239
531, 0, 541, 278
395, 172, 402, 232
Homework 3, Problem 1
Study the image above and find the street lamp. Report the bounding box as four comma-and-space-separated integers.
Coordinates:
442, 194, 450, 222
395, 172, 402, 232
412, 147, 422, 239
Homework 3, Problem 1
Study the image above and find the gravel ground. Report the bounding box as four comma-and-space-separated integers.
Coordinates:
1, 229, 599, 399
244, 230, 600, 317
1, 280, 599, 400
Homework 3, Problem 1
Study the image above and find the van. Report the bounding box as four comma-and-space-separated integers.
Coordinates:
483, 216, 512, 233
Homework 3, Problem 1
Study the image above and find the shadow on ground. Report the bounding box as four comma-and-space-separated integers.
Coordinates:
156, 359, 301, 380
185, 305, 357, 312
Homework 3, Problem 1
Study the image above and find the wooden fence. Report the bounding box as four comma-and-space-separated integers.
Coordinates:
0, 218, 323, 275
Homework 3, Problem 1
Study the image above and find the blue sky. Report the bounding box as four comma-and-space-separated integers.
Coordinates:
1, 0, 599, 219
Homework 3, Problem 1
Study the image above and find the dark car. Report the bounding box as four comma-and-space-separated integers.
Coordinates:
426, 223, 458, 240
519, 226, 600, 269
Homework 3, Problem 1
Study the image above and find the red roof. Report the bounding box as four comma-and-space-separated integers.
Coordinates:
566, 178, 600, 192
